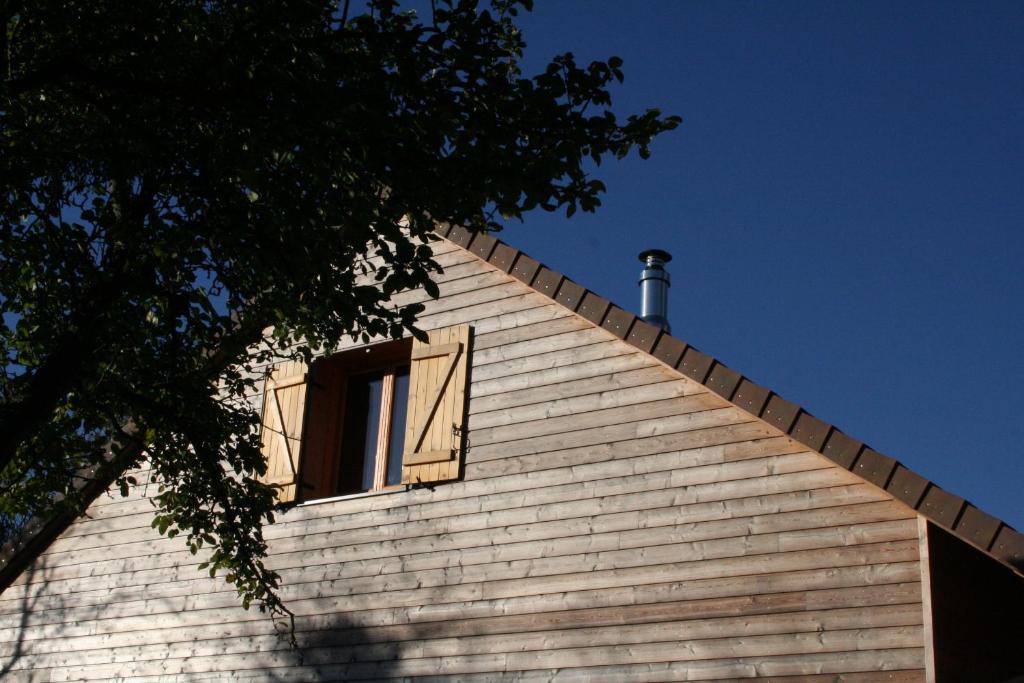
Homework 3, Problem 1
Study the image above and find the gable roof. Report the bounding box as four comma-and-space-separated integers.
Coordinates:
436, 222, 1024, 576
1, 224, 1021, 590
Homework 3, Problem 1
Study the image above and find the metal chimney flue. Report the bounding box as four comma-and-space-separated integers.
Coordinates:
638, 249, 672, 333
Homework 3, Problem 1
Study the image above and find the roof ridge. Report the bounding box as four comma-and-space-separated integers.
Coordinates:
437, 223, 1024, 576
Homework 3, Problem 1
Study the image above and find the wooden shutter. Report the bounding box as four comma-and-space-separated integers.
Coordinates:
258, 360, 308, 502
402, 325, 471, 484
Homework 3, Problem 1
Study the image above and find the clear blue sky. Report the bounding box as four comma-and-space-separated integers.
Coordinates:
500, 1, 1024, 529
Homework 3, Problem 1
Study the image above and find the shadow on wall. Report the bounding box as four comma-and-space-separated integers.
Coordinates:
0, 555, 410, 682
0, 557, 55, 680
262, 618, 416, 682
159, 610, 417, 682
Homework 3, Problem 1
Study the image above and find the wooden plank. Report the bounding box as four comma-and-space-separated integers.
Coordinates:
468, 378, 706, 430
268, 517, 912, 603
0, 556, 922, 645
63, 493, 153, 520
472, 314, 590, 351
56, 425, 790, 545
417, 295, 557, 335
35, 460, 832, 565
436, 627, 918, 675
67, 467, 159, 511
466, 424, 785, 479
9, 480, 899, 611
470, 340, 637, 383
285, 364, 307, 497
285, 505, 910, 593
8, 586, 923, 663
263, 460, 868, 545
40, 449, 842, 560
466, 406, 759, 461
28, 448, 851, 565
37, 448, 851, 562
470, 350, 654, 398
0, 581, 924, 658
21, 489, 916, 590
35, 438, 823, 566
443, 325, 470, 481
469, 393, 726, 446
49, 433, 802, 550
359, 240, 468, 269
34, 625, 924, 680
419, 256, 505, 283
6, 589, 929, 675
268, 468, 872, 551
437, 326, 460, 480
759, 673, 924, 683
244, 293, 558, 377
394, 661, 926, 683
6, 602, 919, 668
349, 607, 924, 660
7, 528, 923, 625
386, 268, 513, 308
471, 327, 613, 367
44, 504, 156, 540
7, 509, 917, 615
407, 338, 460, 453
4, 604, 924, 674
313, 528, 921, 610
45, 651, 922, 682
426, 327, 447, 481
403, 280, 536, 317
917, 516, 937, 683
66, 652, 924, 683
2, 518, 920, 631
468, 365, 685, 415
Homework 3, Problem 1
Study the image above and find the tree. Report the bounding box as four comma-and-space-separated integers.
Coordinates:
0, 0, 678, 621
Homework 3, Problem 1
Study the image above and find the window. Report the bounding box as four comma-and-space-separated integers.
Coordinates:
338, 363, 410, 493
303, 338, 412, 499
258, 325, 471, 503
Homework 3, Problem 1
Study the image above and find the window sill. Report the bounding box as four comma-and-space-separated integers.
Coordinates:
297, 486, 405, 507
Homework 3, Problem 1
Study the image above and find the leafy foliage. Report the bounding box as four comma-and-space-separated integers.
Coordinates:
0, 0, 678, 620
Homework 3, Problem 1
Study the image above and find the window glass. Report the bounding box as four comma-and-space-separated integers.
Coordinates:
359, 373, 384, 491
386, 365, 411, 486
337, 370, 383, 495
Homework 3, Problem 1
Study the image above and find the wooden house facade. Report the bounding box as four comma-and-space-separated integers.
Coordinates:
1, 226, 1022, 681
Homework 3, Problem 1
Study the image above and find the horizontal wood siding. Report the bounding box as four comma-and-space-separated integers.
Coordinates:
0, 241, 926, 681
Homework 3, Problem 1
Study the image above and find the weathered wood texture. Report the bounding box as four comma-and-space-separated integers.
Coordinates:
0, 242, 927, 680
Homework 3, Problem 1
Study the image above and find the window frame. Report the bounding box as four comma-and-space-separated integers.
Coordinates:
299, 338, 413, 501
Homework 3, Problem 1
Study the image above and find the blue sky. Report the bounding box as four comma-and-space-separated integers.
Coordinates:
500, 1, 1024, 528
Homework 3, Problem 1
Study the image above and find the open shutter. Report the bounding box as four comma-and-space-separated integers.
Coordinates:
402, 325, 471, 485
258, 360, 308, 502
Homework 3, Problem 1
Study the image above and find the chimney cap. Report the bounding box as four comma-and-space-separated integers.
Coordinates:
638, 249, 672, 264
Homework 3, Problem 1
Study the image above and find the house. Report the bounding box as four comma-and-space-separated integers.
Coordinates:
0, 224, 1021, 681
